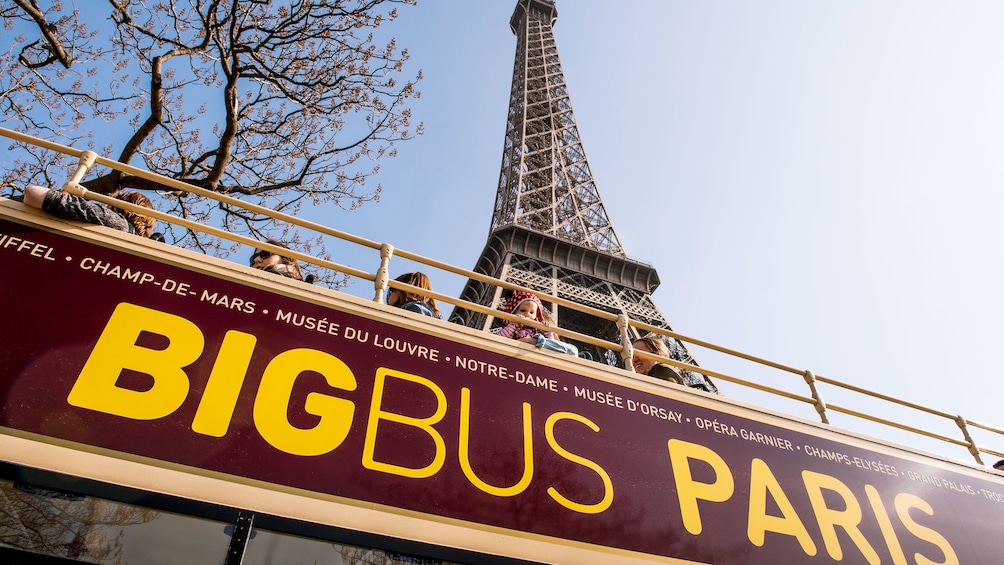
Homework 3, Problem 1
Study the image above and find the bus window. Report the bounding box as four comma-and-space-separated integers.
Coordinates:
244, 527, 462, 565
0, 478, 231, 564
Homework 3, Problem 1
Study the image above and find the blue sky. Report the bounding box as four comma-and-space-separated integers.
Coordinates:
321, 0, 1004, 465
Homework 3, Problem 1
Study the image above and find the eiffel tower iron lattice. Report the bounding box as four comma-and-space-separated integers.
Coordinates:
451, 0, 714, 392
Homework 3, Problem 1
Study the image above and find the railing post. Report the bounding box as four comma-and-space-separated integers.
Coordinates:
373, 243, 394, 303
802, 370, 830, 424
62, 151, 99, 194
617, 314, 634, 371
955, 415, 984, 465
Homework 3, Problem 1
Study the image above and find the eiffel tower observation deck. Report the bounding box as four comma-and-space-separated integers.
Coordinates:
452, 0, 714, 391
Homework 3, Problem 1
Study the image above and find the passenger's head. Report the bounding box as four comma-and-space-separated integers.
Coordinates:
994, 459, 1004, 471
513, 299, 538, 320
115, 191, 155, 238
249, 239, 303, 281
632, 334, 670, 375
498, 290, 551, 326
387, 272, 441, 317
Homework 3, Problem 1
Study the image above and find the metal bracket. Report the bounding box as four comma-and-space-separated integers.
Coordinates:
803, 370, 830, 425
955, 415, 984, 465
62, 151, 99, 191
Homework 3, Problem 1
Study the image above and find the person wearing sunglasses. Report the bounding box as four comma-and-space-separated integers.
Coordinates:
386, 272, 440, 318
249, 239, 303, 281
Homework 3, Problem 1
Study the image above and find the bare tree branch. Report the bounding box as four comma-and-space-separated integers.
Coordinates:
2, 0, 423, 276
12, 0, 74, 68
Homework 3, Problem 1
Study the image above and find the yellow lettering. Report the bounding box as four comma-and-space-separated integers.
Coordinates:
668, 439, 734, 535
459, 388, 533, 497
362, 368, 446, 478
68, 303, 202, 420
894, 493, 959, 565
864, 485, 907, 565
191, 330, 257, 437
253, 348, 357, 456
802, 470, 879, 564
747, 458, 816, 555
545, 412, 613, 514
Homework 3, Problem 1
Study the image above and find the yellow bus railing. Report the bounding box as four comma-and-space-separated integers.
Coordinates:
2, 125, 1000, 468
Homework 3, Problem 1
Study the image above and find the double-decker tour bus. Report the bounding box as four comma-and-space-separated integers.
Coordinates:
3, 127, 1004, 564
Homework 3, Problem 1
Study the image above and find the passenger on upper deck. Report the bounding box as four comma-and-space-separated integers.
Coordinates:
994, 459, 1004, 471
23, 185, 155, 238
632, 334, 718, 393
631, 335, 685, 385
250, 239, 304, 281
387, 272, 441, 318
493, 290, 578, 356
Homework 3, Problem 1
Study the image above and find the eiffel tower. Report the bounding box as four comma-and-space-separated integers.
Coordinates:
452, 0, 713, 390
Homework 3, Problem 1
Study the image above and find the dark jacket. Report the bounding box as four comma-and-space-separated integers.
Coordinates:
649, 363, 685, 385
42, 191, 134, 234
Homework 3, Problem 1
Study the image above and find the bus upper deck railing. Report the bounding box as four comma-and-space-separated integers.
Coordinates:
3, 125, 1003, 468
